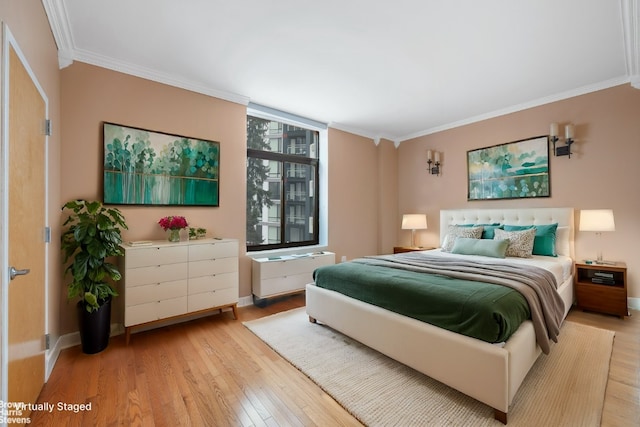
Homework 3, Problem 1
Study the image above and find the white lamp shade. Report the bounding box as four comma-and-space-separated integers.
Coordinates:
579, 209, 615, 232
402, 214, 427, 230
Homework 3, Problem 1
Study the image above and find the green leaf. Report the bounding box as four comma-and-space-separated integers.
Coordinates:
87, 239, 107, 259
84, 292, 98, 310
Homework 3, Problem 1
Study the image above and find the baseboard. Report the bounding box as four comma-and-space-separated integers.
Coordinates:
238, 295, 254, 307
45, 322, 123, 381
628, 297, 640, 311
45, 339, 62, 382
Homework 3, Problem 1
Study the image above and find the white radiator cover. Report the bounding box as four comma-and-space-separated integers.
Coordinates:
252, 251, 335, 299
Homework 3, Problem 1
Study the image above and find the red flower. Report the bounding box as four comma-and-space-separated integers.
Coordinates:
158, 216, 188, 231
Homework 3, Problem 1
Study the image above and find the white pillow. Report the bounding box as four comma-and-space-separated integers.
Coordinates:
442, 225, 483, 252
494, 228, 536, 258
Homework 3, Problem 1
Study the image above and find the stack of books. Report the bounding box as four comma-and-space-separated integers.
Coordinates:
591, 271, 616, 285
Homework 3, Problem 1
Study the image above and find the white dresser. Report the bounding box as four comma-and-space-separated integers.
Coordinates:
121, 238, 239, 343
252, 251, 335, 304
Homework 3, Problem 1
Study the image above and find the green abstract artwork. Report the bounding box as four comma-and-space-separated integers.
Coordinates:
103, 123, 220, 206
467, 135, 550, 201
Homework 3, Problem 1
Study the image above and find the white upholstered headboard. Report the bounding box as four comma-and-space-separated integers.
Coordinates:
439, 208, 575, 259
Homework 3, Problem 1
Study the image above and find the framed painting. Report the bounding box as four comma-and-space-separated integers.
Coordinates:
467, 135, 550, 201
103, 123, 220, 206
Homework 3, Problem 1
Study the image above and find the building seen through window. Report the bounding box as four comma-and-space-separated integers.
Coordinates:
246, 115, 319, 250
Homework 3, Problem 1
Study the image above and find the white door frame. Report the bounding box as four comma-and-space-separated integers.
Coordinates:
0, 23, 50, 402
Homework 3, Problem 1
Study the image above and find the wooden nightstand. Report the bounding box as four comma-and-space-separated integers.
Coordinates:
574, 262, 628, 318
393, 246, 434, 254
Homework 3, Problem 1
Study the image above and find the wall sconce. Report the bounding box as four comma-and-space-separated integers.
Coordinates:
427, 150, 441, 175
549, 123, 575, 158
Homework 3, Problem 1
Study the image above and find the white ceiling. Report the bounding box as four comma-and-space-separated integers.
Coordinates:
44, 0, 639, 142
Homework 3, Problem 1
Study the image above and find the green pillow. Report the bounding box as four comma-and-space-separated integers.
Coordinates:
459, 223, 503, 239
503, 223, 558, 257
451, 237, 509, 258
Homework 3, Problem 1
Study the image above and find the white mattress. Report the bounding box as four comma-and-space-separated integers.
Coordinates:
420, 249, 573, 288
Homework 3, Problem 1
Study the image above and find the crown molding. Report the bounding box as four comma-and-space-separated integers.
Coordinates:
42, 0, 75, 68
75, 49, 250, 105
396, 75, 630, 144
328, 122, 400, 147
622, 0, 640, 88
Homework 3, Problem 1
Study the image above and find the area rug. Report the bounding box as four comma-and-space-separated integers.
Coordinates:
244, 307, 614, 426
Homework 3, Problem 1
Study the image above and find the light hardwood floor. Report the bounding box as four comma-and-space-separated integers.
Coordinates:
31, 295, 639, 426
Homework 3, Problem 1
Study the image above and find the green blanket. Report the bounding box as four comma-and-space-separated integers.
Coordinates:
313, 261, 531, 344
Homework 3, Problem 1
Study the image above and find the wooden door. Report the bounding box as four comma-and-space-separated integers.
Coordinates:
6, 42, 47, 411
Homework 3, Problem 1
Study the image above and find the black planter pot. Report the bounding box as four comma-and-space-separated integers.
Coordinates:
77, 297, 112, 354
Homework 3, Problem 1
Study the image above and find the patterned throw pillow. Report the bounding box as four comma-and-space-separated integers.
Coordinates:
494, 228, 536, 258
503, 223, 558, 257
442, 225, 483, 252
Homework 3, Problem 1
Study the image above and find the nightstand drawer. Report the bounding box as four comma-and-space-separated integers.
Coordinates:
575, 284, 627, 317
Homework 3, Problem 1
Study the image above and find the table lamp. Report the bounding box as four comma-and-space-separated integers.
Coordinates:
579, 209, 616, 264
401, 214, 428, 248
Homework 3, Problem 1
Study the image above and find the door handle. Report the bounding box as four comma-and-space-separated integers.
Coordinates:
9, 266, 30, 280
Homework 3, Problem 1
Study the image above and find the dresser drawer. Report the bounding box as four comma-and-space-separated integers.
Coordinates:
125, 279, 187, 306
125, 245, 188, 268
189, 272, 238, 294
189, 257, 237, 277
188, 287, 237, 312
125, 262, 188, 287
189, 240, 239, 261
125, 296, 187, 326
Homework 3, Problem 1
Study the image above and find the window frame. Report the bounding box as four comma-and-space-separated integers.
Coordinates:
246, 107, 325, 252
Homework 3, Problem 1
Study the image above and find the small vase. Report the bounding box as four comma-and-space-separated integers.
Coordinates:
168, 229, 181, 242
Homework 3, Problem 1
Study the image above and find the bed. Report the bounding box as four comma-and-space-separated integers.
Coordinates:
305, 207, 575, 424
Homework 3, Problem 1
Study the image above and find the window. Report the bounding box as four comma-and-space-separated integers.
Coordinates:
246, 112, 321, 251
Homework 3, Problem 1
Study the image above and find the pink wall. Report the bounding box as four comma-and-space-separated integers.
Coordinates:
398, 84, 640, 300
377, 139, 399, 253
60, 62, 247, 333
327, 129, 387, 261
59, 63, 387, 333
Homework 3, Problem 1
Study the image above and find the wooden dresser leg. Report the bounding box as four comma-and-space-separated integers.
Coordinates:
231, 303, 238, 319
494, 409, 507, 424
125, 327, 131, 346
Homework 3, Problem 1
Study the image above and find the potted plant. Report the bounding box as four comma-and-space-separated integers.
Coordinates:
158, 215, 188, 242
61, 199, 128, 354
